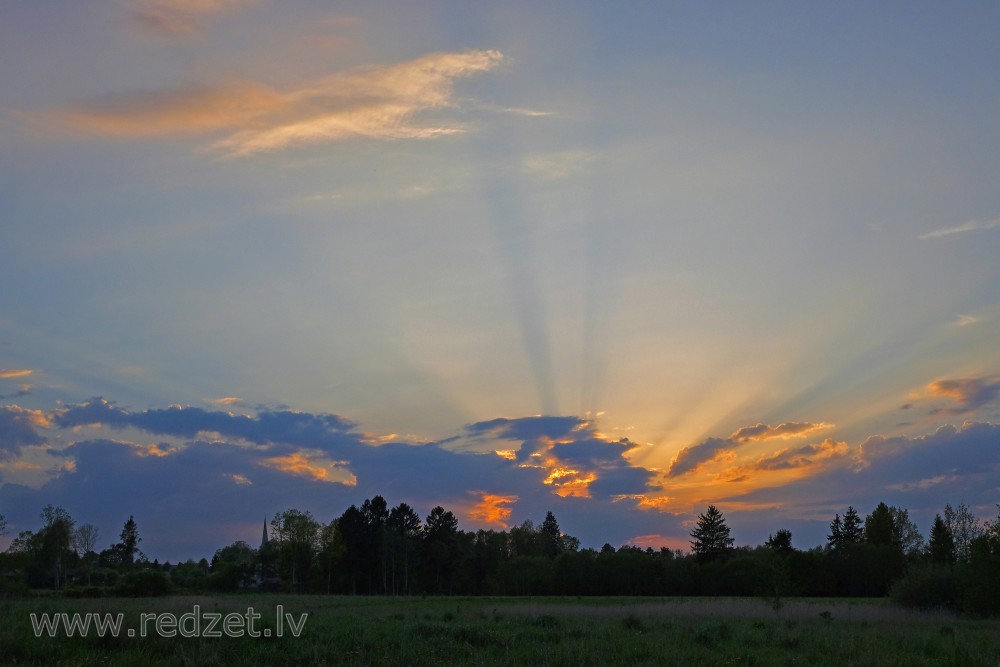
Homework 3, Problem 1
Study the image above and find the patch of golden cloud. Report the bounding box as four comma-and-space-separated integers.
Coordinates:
494, 449, 517, 460
612, 494, 676, 513
211, 397, 243, 406
0, 369, 33, 379
467, 492, 518, 528
259, 451, 356, 485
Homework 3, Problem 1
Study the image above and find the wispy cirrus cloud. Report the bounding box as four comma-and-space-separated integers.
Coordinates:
131, 0, 261, 38
43, 50, 505, 157
918, 217, 1000, 240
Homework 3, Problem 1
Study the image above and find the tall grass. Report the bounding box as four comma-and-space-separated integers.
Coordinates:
0, 594, 996, 666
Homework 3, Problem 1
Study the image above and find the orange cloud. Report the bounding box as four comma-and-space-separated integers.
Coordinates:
925, 376, 1000, 413
731, 421, 833, 442
0, 369, 33, 379
612, 494, 676, 513
44, 50, 504, 157
467, 492, 518, 527
210, 397, 243, 406
258, 451, 355, 484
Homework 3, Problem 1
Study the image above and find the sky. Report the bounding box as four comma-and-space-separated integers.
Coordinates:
2, 1, 999, 562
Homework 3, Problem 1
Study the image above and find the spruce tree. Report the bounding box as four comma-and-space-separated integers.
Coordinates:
928, 514, 956, 565
690, 505, 734, 562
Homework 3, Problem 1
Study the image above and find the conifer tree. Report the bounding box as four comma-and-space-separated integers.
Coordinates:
690, 505, 734, 562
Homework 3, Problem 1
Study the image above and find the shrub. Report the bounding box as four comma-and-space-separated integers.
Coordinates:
114, 570, 173, 597
889, 565, 957, 611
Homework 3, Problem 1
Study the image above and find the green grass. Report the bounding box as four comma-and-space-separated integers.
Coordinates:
1, 594, 997, 666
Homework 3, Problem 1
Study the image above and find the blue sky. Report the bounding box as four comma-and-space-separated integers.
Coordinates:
2, 1, 999, 561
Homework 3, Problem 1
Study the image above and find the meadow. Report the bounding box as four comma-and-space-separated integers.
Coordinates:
2, 594, 998, 666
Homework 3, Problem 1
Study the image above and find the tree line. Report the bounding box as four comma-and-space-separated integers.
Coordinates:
1, 499, 998, 615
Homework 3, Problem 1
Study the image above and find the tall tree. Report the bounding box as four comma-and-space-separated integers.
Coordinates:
927, 514, 955, 565
864, 502, 897, 547
540, 511, 564, 558
888, 506, 924, 557
841, 506, 864, 544
387, 503, 421, 595
423, 506, 460, 593
827, 513, 843, 549
39, 505, 75, 590
72, 524, 100, 585
689, 505, 734, 562
270, 509, 319, 592
116, 515, 142, 568
0, 513, 7, 536
361, 496, 390, 593
944, 503, 985, 562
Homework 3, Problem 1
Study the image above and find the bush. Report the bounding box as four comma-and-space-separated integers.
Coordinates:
889, 565, 957, 610
114, 570, 173, 597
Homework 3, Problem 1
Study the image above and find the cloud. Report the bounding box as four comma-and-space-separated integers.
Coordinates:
131, 0, 261, 38
731, 421, 833, 442
462, 416, 654, 499
668, 421, 833, 477
725, 421, 1000, 522
750, 438, 851, 471
45, 51, 505, 157
667, 437, 733, 477
918, 217, 1000, 240
467, 492, 518, 528
0, 405, 49, 459
925, 376, 1000, 414
0, 369, 33, 379
210, 397, 244, 406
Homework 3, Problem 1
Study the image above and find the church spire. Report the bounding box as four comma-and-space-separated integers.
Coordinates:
261, 517, 269, 550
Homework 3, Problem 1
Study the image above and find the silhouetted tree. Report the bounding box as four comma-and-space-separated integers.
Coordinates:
270, 509, 319, 592
39, 505, 75, 590
423, 506, 459, 593
944, 503, 985, 563
765, 529, 794, 555
690, 505, 734, 562
888, 506, 924, 558
387, 503, 421, 595
841, 506, 864, 544
864, 502, 897, 547
72, 523, 99, 585
928, 514, 955, 565
540, 511, 564, 558
116, 515, 142, 568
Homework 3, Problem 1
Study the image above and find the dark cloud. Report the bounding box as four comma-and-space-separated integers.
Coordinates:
668, 421, 833, 477
667, 437, 733, 477
0, 404, 660, 559
718, 422, 1000, 546
0, 405, 47, 459
54, 398, 358, 453
926, 376, 1000, 415
465, 416, 585, 442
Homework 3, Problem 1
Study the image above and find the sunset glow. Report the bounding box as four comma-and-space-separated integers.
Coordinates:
1, 1, 999, 561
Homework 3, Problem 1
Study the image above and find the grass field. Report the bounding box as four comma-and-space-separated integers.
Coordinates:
1, 594, 998, 666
